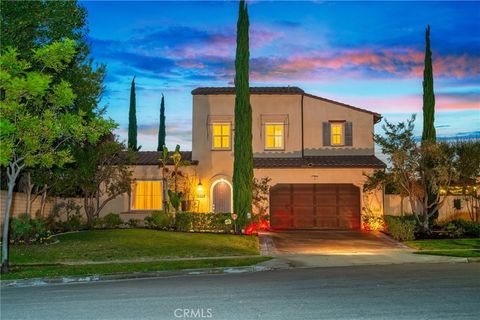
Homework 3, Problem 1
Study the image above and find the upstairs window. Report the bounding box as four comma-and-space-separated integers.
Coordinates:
131, 180, 162, 210
265, 123, 284, 150
331, 122, 344, 145
212, 123, 231, 150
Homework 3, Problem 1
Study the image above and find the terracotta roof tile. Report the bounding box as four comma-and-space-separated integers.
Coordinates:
191, 87, 305, 95
131, 151, 198, 166
253, 155, 385, 169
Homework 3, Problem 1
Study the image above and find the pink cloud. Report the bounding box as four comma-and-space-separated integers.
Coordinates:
250, 47, 480, 82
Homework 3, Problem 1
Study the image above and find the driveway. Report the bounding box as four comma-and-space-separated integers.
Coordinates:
259, 230, 467, 268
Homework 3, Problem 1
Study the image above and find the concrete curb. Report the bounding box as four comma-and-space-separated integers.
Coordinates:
1, 265, 274, 289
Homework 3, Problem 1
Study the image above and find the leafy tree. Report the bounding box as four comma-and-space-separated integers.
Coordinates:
421, 25, 438, 222
158, 146, 171, 214
157, 94, 166, 151
128, 76, 138, 151
371, 115, 456, 233
232, 0, 253, 231
421, 25, 436, 143
0, 0, 106, 117
252, 177, 271, 221
67, 137, 133, 227
0, 40, 114, 272
451, 140, 480, 222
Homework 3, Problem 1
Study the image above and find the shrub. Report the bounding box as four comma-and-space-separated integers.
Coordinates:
47, 200, 84, 232
10, 213, 49, 244
441, 219, 480, 238
174, 212, 233, 233
127, 218, 140, 228
362, 214, 385, 231
152, 211, 174, 230
384, 215, 416, 241
102, 213, 123, 229
63, 214, 83, 232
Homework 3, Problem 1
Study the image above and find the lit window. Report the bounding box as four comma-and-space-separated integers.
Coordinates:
131, 181, 162, 210
331, 123, 344, 145
265, 123, 284, 150
212, 123, 231, 149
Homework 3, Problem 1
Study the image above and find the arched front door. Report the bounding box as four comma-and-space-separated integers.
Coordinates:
212, 180, 232, 213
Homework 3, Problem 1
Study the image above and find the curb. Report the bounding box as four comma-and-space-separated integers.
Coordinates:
1, 265, 274, 289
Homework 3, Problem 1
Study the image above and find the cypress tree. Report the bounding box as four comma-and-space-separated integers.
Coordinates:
232, 0, 253, 231
422, 25, 436, 142
421, 25, 438, 224
128, 76, 137, 150
157, 94, 166, 151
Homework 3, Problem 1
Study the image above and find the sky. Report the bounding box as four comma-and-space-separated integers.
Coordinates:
82, 0, 480, 152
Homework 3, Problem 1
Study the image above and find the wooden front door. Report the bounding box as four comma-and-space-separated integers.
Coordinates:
212, 181, 231, 213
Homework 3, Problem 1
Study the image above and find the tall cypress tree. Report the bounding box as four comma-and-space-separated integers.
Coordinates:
422, 25, 436, 142
421, 25, 438, 224
157, 94, 166, 151
232, 0, 253, 231
128, 76, 137, 151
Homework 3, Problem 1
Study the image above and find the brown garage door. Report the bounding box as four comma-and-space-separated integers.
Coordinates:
270, 184, 360, 229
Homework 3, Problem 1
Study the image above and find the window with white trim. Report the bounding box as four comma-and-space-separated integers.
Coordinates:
265, 123, 284, 150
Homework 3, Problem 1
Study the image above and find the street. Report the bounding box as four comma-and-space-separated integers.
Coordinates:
1, 263, 479, 320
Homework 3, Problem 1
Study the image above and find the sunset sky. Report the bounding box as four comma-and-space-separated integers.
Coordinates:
82, 1, 480, 151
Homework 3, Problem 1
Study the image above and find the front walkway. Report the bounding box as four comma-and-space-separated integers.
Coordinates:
259, 230, 468, 268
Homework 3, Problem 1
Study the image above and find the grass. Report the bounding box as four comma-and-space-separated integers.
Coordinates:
405, 238, 480, 257
1, 229, 268, 280
0, 257, 271, 280
8, 229, 260, 264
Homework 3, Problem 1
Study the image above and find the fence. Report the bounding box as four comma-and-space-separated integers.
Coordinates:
384, 194, 478, 221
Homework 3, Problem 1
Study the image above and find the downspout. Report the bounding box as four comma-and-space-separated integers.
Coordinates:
301, 94, 304, 158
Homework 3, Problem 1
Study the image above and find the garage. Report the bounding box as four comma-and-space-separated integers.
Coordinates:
269, 184, 360, 229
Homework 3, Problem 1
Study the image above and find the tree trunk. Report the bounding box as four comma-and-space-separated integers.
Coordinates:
400, 195, 404, 217
23, 172, 34, 216
2, 163, 22, 273
39, 184, 49, 217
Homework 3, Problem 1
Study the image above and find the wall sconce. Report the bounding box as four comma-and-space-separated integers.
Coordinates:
196, 180, 205, 198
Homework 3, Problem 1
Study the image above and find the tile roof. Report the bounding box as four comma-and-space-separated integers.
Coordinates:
191, 86, 381, 123
131, 151, 198, 166
253, 155, 385, 169
191, 86, 305, 95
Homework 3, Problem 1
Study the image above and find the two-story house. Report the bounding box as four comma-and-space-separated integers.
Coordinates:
191, 87, 385, 230
102, 86, 385, 230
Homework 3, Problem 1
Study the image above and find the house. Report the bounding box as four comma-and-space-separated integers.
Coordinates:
97, 86, 385, 229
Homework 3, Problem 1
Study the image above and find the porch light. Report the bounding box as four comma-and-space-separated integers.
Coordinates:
196, 180, 205, 198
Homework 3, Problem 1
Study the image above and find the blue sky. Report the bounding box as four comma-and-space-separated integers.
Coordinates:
82, 1, 480, 151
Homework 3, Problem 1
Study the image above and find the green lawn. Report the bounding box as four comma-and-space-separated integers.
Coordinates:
0, 257, 270, 280
8, 229, 260, 265
0, 229, 268, 280
405, 238, 480, 257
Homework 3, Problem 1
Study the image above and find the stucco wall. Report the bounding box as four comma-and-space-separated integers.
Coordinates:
191, 92, 380, 214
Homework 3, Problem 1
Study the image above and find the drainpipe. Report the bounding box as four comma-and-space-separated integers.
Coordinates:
301, 94, 304, 158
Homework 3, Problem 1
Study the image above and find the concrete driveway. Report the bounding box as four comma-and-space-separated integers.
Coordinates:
259, 230, 467, 268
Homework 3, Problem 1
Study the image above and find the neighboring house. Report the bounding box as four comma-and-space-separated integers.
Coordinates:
89, 86, 386, 230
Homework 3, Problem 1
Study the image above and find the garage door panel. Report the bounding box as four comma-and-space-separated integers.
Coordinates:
339, 194, 359, 204
270, 208, 292, 228
270, 183, 360, 230
314, 195, 337, 206
293, 194, 314, 204
314, 185, 338, 194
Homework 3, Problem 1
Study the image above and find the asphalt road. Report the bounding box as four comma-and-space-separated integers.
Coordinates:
1, 263, 479, 320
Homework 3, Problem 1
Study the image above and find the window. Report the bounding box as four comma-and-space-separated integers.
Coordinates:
212, 123, 231, 149
331, 122, 344, 146
131, 181, 162, 210
265, 123, 284, 150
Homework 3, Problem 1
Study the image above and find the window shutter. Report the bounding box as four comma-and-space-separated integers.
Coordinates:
322, 122, 331, 146
345, 122, 353, 146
